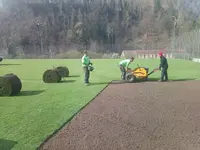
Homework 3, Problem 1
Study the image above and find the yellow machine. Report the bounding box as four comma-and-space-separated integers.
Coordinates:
125, 64, 158, 83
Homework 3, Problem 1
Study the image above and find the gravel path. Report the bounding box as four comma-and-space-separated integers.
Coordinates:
40, 81, 200, 150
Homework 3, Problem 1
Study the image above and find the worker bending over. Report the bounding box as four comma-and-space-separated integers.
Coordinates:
119, 57, 134, 80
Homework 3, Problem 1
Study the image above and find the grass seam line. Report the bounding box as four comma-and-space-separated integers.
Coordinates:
37, 81, 112, 150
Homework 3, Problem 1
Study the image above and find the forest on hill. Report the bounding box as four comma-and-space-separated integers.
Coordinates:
0, 0, 200, 58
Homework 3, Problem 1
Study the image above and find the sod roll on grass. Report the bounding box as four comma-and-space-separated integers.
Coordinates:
56, 66, 69, 77
0, 73, 22, 96
43, 69, 62, 83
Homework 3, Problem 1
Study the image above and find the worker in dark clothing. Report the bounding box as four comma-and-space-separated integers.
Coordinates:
158, 52, 168, 82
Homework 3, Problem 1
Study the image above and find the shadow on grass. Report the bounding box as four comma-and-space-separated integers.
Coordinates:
16, 90, 45, 96
68, 75, 80, 78
60, 80, 76, 83
90, 82, 110, 85
0, 64, 21, 66
90, 81, 127, 85
0, 138, 18, 150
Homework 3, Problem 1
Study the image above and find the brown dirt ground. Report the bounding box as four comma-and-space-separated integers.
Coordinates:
40, 81, 200, 150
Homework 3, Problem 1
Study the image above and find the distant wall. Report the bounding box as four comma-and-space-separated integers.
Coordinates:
192, 58, 200, 63
137, 53, 173, 59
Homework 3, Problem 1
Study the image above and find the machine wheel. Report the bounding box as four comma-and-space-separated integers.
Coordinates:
125, 73, 136, 83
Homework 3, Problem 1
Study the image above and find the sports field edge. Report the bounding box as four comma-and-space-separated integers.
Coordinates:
37, 81, 112, 150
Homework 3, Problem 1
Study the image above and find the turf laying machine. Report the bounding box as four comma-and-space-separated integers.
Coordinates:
124, 64, 159, 83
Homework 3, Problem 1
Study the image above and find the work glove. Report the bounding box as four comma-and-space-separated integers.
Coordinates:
127, 68, 131, 72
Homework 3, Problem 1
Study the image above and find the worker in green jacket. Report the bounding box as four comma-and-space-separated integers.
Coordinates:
81, 50, 92, 85
119, 57, 134, 80
158, 52, 168, 82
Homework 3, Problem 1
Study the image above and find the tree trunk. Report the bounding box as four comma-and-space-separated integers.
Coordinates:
40, 37, 43, 54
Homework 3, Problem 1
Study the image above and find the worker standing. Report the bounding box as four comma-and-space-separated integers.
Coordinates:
158, 52, 168, 82
81, 50, 92, 86
119, 57, 134, 80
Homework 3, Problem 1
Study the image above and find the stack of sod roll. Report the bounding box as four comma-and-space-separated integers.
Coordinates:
43, 66, 69, 83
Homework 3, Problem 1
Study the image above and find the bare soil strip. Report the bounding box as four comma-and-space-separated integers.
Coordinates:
40, 81, 200, 150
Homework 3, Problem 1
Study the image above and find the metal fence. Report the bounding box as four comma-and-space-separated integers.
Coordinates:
170, 29, 200, 60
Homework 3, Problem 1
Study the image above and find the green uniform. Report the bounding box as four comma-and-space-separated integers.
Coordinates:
159, 56, 168, 81
119, 59, 131, 68
82, 55, 90, 67
81, 54, 91, 84
119, 59, 131, 80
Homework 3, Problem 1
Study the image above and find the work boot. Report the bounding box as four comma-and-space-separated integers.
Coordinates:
121, 75, 125, 80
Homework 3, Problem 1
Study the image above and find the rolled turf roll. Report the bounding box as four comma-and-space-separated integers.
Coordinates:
43, 69, 61, 83
0, 73, 22, 96
56, 66, 69, 77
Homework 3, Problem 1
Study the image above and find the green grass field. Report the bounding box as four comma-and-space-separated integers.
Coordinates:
0, 59, 200, 150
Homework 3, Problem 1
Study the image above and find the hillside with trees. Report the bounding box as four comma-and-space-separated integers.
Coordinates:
0, 0, 199, 58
